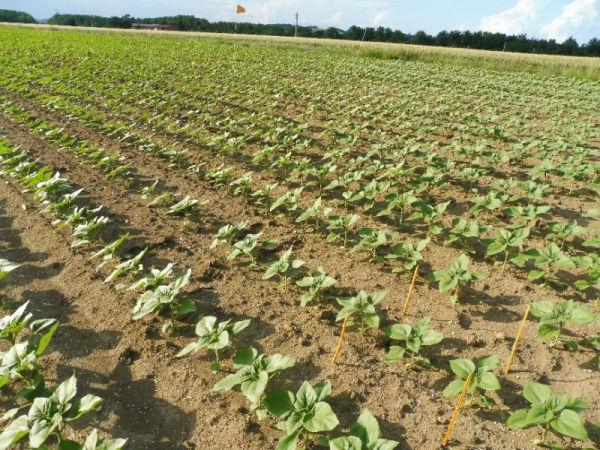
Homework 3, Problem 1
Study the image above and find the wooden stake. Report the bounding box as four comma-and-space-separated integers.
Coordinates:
331, 315, 349, 364
442, 373, 473, 447
503, 304, 530, 376
402, 264, 419, 316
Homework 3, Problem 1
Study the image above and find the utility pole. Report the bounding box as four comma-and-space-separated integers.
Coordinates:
294, 12, 298, 37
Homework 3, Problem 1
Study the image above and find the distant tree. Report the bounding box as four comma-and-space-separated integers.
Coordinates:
0, 9, 37, 23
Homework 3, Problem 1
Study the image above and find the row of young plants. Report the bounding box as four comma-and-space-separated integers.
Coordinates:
7, 86, 598, 313
0, 257, 126, 447
5, 86, 599, 311
0, 138, 402, 449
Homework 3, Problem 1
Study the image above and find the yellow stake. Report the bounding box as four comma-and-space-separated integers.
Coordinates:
442, 373, 473, 447
504, 304, 530, 376
402, 264, 419, 316
332, 315, 349, 364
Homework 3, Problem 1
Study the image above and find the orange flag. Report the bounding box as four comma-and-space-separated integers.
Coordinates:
236, 4, 246, 13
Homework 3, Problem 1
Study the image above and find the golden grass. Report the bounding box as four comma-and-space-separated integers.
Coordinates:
3, 22, 600, 81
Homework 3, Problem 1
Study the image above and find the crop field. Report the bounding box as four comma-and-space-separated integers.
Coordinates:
0, 24, 599, 449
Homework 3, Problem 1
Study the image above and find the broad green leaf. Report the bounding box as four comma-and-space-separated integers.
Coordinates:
303, 402, 339, 432
523, 383, 552, 404
264, 390, 295, 418
506, 409, 529, 429
0, 415, 29, 450
449, 359, 475, 379
550, 409, 588, 441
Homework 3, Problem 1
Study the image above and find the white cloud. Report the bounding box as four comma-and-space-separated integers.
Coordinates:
328, 11, 343, 26
369, 10, 387, 27
480, 0, 547, 34
247, 0, 300, 23
541, 0, 599, 41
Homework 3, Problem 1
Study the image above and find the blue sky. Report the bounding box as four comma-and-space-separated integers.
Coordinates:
3, 0, 599, 42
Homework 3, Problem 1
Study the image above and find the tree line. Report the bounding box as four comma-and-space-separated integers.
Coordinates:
6, 10, 600, 57
0, 9, 36, 24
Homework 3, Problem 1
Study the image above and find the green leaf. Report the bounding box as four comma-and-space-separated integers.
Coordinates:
528, 270, 545, 281
212, 373, 242, 392
538, 324, 561, 340
0, 415, 29, 450
353, 409, 380, 444
530, 301, 554, 318
54, 375, 78, 405
478, 372, 500, 391
233, 347, 258, 366
174, 298, 196, 316
421, 330, 443, 346
29, 419, 52, 448
478, 354, 499, 372
276, 430, 300, 450
442, 380, 464, 397
506, 409, 530, 429
384, 346, 406, 363
328, 436, 362, 450
550, 409, 588, 441
303, 402, 339, 432
523, 383, 552, 405
449, 359, 475, 379
385, 324, 410, 340
70, 394, 102, 419
313, 380, 332, 402
35, 321, 58, 356
570, 305, 596, 325
264, 391, 295, 418
241, 371, 269, 404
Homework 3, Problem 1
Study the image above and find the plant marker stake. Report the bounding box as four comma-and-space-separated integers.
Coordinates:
442, 373, 473, 447
332, 315, 349, 364
503, 304, 530, 376
402, 264, 419, 316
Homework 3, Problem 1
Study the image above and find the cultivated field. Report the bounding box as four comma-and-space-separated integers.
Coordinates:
0, 24, 599, 449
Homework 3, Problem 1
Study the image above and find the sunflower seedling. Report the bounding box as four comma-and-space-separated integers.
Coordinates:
177, 316, 250, 372
506, 382, 588, 445
443, 355, 501, 408
432, 254, 487, 303
128, 263, 175, 291
385, 238, 429, 272
263, 247, 304, 292
104, 247, 147, 284
212, 346, 295, 407
326, 214, 360, 247
485, 227, 530, 269
270, 187, 303, 214
296, 267, 337, 307
351, 228, 397, 262
336, 291, 387, 334
89, 233, 129, 268
227, 232, 277, 266
328, 409, 399, 450
0, 375, 104, 449
443, 218, 487, 250
295, 197, 332, 232
210, 221, 248, 249
263, 380, 339, 450
132, 268, 196, 333
530, 300, 596, 349
384, 316, 443, 368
